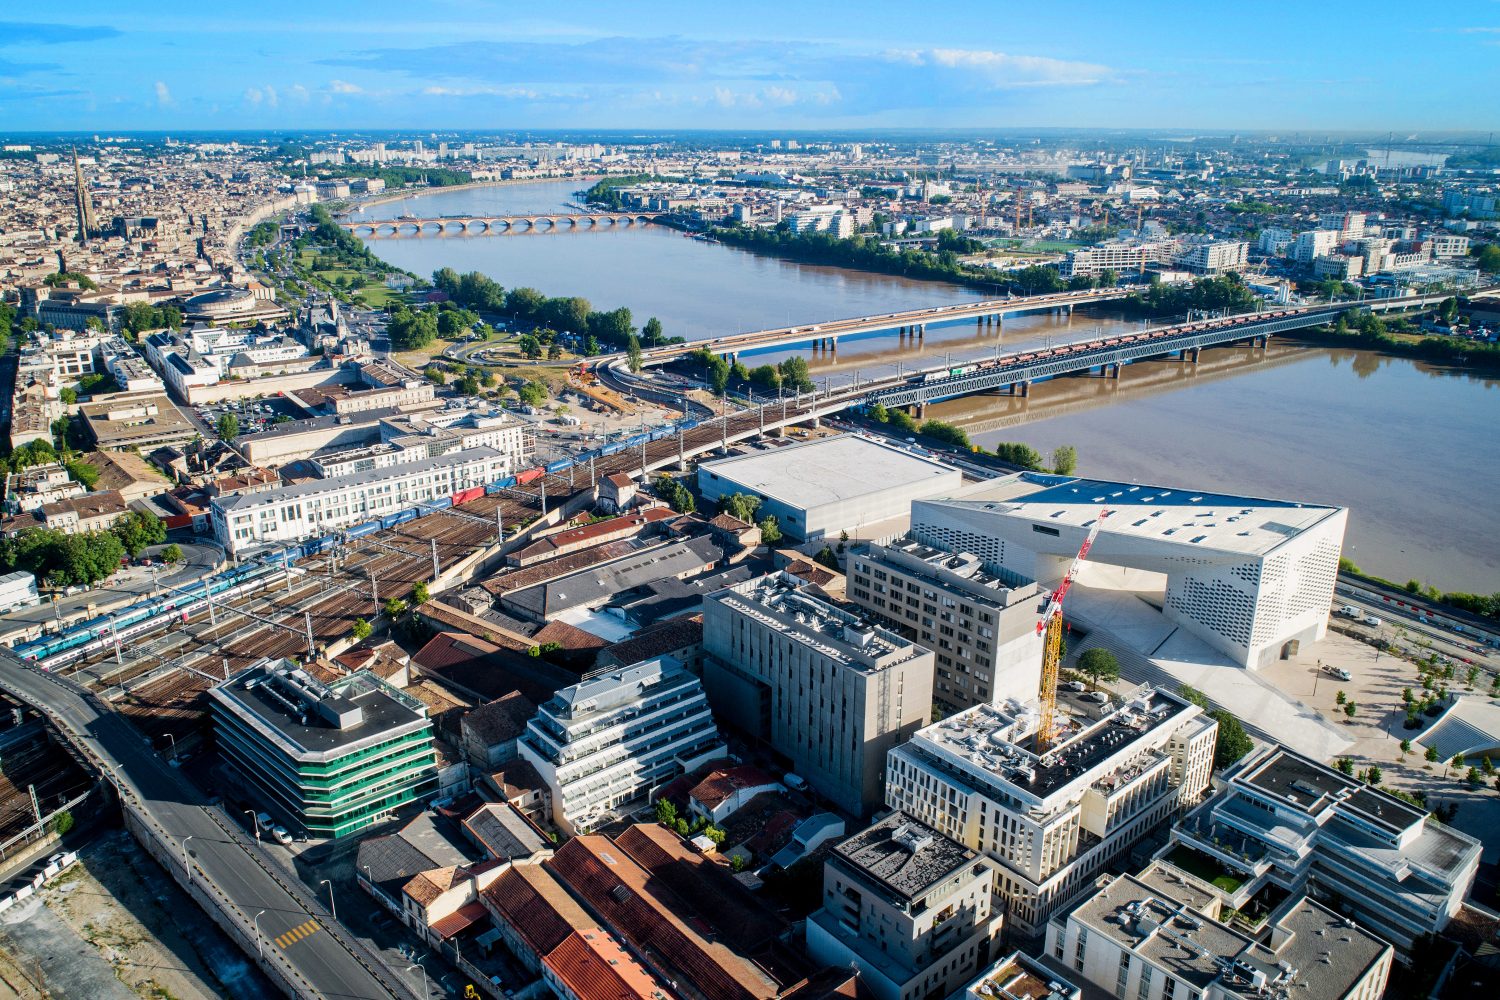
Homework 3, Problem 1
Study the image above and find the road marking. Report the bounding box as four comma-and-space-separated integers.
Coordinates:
275, 919, 320, 948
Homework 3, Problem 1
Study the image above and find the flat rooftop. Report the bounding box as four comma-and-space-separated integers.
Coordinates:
211, 659, 430, 759
215, 446, 502, 512
1239, 746, 1425, 833
935, 472, 1344, 558
869, 536, 1039, 603
830, 811, 980, 904
699, 433, 960, 510
916, 687, 1195, 798
963, 951, 1080, 1000
710, 572, 922, 672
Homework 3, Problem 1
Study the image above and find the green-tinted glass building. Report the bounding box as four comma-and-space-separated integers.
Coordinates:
210, 658, 436, 839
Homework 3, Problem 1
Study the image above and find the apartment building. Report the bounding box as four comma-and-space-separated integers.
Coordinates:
702, 571, 934, 817
1291, 230, 1341, 265
208, 658, 437, 837
1046, 862, 1393, 1000
1256, 229, 1294, 255
885, 688, 1217, 938
846, 537, 1045, 716
378, 408, 530, 466
1164, 745, 1481, 954
806, 812, 1001, 1000
1176, 241, 1248, 275
517, 656, 726, 835
210, 446, 509, 556
1060, 241, 1177, 278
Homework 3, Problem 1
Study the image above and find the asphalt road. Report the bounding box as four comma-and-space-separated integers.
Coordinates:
0, 542, 225, 638
0, 655, 409, 1000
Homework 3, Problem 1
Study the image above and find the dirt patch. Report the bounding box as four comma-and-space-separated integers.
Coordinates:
1, 828, 275, 999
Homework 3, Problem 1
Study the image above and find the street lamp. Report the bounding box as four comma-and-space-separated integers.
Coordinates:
254, 909, 267, 959
243, 809, 261, 844
406, 963, 429, 997
182, 835, 194, 881
320, 878, 338, 921
164, 733, 176, 756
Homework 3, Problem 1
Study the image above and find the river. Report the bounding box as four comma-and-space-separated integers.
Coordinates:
357, 181, 1500, 594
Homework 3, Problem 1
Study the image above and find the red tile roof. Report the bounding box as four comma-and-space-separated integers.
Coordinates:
545, 836, 777, 1000
431, 900, 488, 941
481, 864, 592, 959
543, 929, 668, 1000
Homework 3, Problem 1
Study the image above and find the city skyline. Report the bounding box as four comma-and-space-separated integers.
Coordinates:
4, 1, 1500, 132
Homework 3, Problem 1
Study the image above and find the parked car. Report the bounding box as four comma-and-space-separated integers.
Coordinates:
1323, 664, 1353, 681
270, 825, 293, 846
1363, 615, 1382, 627
1062, 680, 1087, 692
256, 812, 274, 832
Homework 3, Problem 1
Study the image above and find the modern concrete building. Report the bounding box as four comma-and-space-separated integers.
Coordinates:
697, 435, 963, 542
911, 476, 1347, 669
702, 571, 933, 817
208, 658, 437, 838
209, 446, 509, 555
847, 537, 1045, 716
80, 394, 198, 450
885, 688, 1217, 938
1164, 744, 1481, 954
806, 812, 1000, 1000
960, 951, 1081, 1000
1046, 862, 1393, 1000
517, 656, 726, 835
1177, 240, 1249, 275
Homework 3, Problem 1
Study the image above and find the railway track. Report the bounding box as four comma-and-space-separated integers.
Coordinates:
58, 391, 831, 744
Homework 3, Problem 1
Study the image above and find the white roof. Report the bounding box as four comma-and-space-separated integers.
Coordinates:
700, 434, 960, 511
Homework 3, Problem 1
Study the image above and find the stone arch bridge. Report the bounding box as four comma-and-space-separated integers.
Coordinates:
339, 212, 665, 237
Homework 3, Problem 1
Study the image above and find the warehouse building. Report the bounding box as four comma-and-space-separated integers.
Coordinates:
209, 658, 437, 838
697, 434, 963, 542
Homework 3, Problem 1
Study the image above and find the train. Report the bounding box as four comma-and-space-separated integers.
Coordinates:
15, 562, 281, 671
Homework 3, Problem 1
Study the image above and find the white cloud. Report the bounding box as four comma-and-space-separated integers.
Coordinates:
886, 47, 1112, 87
243, 86, 262, 106
328, 79, 362, 94
288, 83, 309, 102
153, 80, 173, 106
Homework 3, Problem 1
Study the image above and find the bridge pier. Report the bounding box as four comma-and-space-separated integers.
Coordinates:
1019, 381, 1031, 398
1109, 362, 1121, 379
917, 325, 924, 341
1188, 347, 1201, 364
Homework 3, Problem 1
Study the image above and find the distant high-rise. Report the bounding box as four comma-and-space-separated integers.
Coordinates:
71, 148, 97, 243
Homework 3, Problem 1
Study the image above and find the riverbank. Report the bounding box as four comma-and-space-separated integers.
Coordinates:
344, 174, 600, 215
1284, 318, 1500, 374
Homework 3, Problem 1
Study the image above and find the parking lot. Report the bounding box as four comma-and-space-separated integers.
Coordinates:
190, 395, 304, 439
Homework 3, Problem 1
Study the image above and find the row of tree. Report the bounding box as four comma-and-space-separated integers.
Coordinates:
686, 350, 816, 396
862, 406, 1078, 474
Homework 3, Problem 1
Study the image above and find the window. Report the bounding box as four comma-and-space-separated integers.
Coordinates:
1033, 524, 1061, 537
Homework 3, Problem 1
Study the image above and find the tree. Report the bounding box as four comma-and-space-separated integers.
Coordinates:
1473, 244, 1500, 275
112, 510, 166, 557
919, 420, 971, 449
1335, 690, 1346, 706
425, 366, 447, 385
887, 409, 918, 433
626, 334, 643, 373
412, 581, 430, 604
1077, 648, 1120, 690
160, 543, 183, 565
383, 597, 408, 617
50, 810, 74, 836
60, 387, 76, 404
1365, 765, 1383, 785
719, 493, 762, 523
65, 459, 99, 489
1399, 739, 1412, 760
813, 545, 840, 571
1344, 702, 1358, 720
776, 356, 816, 393
216, 412, 240, 442
642, 316, 665, 346
1051, 445, 1078, 476
1335, 757, 1355, 775
351, 618, 373, 640
1178, 684, 1210, 709
1467, 766, 1483, 787
990, 442, 1044, 470
517, 380, 549, 408
868, 402, 889, 423
654, 798, 679, 827
1425, 745, 1441, 764
758, 515, 782, 544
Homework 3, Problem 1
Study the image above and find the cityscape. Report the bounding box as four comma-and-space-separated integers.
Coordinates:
0, 5, 1497, 1000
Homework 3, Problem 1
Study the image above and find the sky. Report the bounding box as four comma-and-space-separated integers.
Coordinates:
2, 1, 1498, 133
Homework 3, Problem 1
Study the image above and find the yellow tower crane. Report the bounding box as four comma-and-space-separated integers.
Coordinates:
1035, 508, 1111, 751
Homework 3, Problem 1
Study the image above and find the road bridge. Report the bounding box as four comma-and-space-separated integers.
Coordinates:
620, 287, 1135, 370
0, 655, 414, 1000
341, 212, 663, 237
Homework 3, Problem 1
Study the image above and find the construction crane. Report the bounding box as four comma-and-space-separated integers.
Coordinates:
1035, 508, 1111, 752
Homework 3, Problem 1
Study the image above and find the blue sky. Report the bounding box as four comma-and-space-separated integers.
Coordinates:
2, 1, 1497, 132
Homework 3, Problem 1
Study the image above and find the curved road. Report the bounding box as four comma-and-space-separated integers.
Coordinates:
0, 655, 411, 1000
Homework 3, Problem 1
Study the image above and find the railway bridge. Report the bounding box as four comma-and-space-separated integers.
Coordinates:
341, 212, 663, 237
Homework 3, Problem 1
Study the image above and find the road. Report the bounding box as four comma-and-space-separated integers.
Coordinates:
0, 542, 224, 641
0, 655, 410, 1000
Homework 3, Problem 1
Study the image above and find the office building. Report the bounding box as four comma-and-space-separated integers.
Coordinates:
806, 812, 1001, 1000
1047, 862, 1393, 1000
209, 658, 437, 838
80, 394, 198, 450
911, 477, 1347, 670
697, 434, 963, 542
210, 446, 509, 556
517, 656, 725, 835
885, 688, 1217, 937
703, 571, 934, 816
847, 537, 1045, 716
1165, 744, 1481, 954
